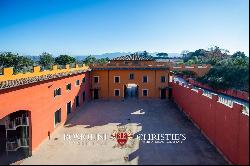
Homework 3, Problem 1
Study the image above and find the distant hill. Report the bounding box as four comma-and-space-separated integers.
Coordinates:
75, 52, 181, 61
25, 52, 182, 61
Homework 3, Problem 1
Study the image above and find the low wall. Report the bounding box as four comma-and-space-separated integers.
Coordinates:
171, 82, 249, 165
188, 79, 249, 101
170, 64, 211, 77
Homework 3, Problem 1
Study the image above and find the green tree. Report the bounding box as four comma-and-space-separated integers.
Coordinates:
156, 52, 168, 59
181, 50, 190, 62
0, 52, 19, 68
232, 51, 247, 59
39, 52, 55, 69
197, 51, 249, 91
203, 46, 230, 65
83, 55, 97, 65
55, 54, 76, 65
0, 52, 34, 73
141, 51, 149, 56
96, 57, 109, 64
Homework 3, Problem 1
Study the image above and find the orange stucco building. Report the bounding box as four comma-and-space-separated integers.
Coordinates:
0, 64, 91, 161
90, 55, 171, 100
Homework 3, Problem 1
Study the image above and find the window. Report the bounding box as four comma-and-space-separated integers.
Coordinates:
75, 96, 79, 107
67, 102, 71, 115
124, 61, 129, 64
54, 109, 61, 126
94, 76, 99, 83
143, 76, 148, 83
114, 76, 120, 83
82, 77, 86, 83
66, 83, 71, 90
114, 89, 120, 96
76, 80, 80, 86
142, 89, 148, 97
82, 91, 86, 101
161, 76, 166, 83
54, 88, 61, 97
129, 73, 134, 80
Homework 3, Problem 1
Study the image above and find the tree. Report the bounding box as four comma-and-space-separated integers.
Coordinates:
97, 57, 109, 64
15, 56, 34, 73
55, 55, 76, 65
185, 56, 198, 65
0, 52, 19, 68
232, 51, 246, 59
0, 52, 34, 73
141, 51, 149, 56
156, 52, 168, 59
83, 55, 97, 65
181, 50, 190, 62
203, 46, 230, 65
197, 51, 249, 92
39, 52, 54, 69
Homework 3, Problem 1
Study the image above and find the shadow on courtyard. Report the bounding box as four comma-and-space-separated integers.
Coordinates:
63, 99, 228, 165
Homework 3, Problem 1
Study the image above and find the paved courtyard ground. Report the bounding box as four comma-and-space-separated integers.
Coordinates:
21, 99, 228, 165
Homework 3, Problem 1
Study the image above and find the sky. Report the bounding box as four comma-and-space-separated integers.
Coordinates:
0, 0, 249, 56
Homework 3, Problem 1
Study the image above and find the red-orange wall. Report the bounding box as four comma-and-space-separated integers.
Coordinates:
0, 72, 91, 151
171, 82, 249, 165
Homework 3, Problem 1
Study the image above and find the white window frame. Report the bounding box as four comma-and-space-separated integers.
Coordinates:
114, 76, 120, 83
142, 89, 149, 97
142, 75, 148, 83
93, 76, 99, 83
114, 89, 120, 97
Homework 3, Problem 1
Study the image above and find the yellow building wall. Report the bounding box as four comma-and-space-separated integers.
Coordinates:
91, 69, 169, 99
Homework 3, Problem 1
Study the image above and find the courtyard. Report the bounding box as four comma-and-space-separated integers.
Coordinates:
20, 99, 228, 165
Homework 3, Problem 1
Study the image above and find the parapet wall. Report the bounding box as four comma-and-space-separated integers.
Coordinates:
188, 78, 249, 101
0, 64, 91, 90
0, 64, 90, 82
171, 81, 249, 165
170, 64, 211, 77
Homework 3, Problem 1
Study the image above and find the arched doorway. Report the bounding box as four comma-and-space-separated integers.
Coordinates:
0, 110, 31, 164
124, 84, 139, 99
